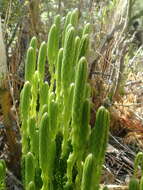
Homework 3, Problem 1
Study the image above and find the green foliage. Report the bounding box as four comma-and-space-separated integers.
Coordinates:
134, 152, 143, 177
28, 117, 39, 158
70, 8, 79, 28
53, 133, 68, 190
39, 112, 56, 189
27, 181, 36, 190
19, 9, 111, 190
25, 47, 36, 83
82, 23, 91, 36
56, 48, 63, 97
129, 178, 139, 190
90, 106, 110, 190
25, 152, 35, 189
128, 152, 143, 190
81, 154, 95, 190
77, 34, 89, 61
80, 99, 90, 146
37, 42, 47, 82
62, 11, 72, 46
39, 113, 49, 174
48, 99, 58, 139
39, 82, 49, 109
21, 81, 31, 120
0, 160, 6, 190
61, 26, 75, 93
2, 1, 143, 189
30, 36, 38, 66
140, 176, 143, 190
72, 57, 87, 131
20, 81, 32, 154
47, 23, 59, 67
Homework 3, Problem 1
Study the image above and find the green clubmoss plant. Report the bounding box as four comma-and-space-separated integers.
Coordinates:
0, 160, 6, 190
27, 181, 35, 190
134, 152, 143, 178
81, 154, 95, 190
90, 106, 110, 190
129, 178, 139, 190
25, 152, 35, 189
